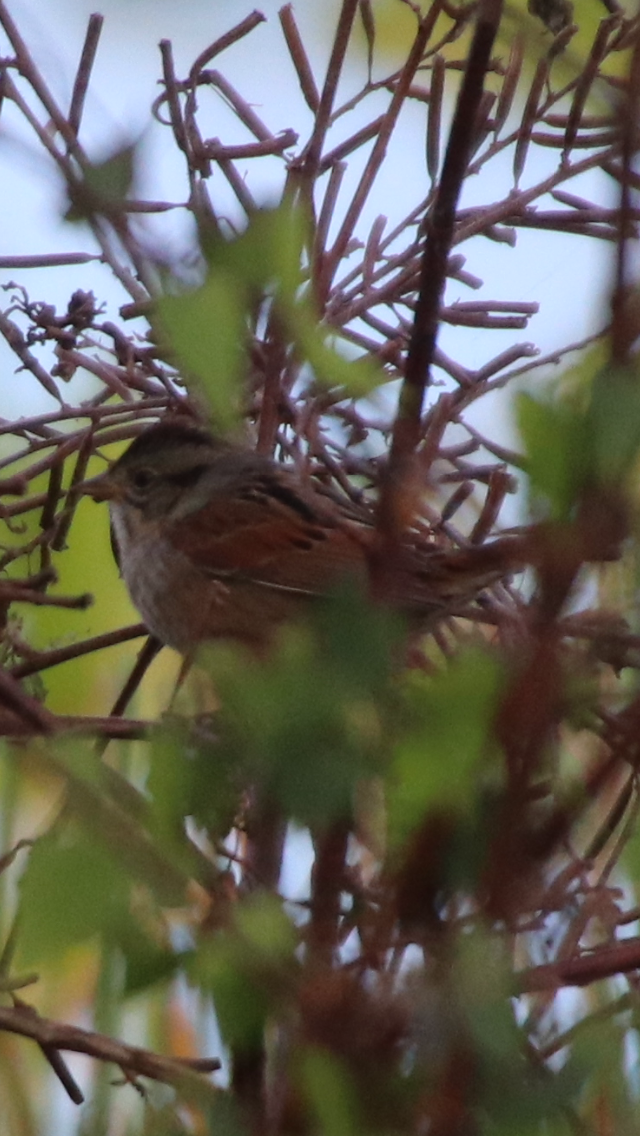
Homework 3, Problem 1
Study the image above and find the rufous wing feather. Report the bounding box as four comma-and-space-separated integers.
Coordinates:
169, 470, 370, 598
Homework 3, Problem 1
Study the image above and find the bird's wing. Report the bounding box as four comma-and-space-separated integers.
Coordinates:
169, 467, 370, 598
395, 534, 526, 611
170, 460, 525, 610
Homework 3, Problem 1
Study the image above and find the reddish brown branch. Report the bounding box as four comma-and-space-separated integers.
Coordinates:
390, 0, 504, 463
106, 635, 162, 720
8, 626, 146, 679
518, 935, 640, 992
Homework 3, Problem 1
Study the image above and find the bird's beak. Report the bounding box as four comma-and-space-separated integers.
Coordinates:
76, 470, 122, 502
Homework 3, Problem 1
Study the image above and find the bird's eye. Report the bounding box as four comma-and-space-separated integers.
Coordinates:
130, 467, 155, 492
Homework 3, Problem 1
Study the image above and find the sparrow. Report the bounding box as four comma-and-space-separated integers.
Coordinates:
80, 419, 522, 653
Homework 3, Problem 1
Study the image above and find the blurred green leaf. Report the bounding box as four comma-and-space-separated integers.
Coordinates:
388, 649, 504, 847
199, 1093, 248, 1136
29, 738, 191, 906
18, 826, 129, 965
199, 948, 270, 1050
516, 391, 590, 519
566, 1018, 635, 1129
84, 146, 135, 202
314, 580, 404, 694
147, 721, 194, 844
454, 930, 518, 1060
156, 271, 245, 430
619, 816, 640, 891
517, 354, 640, 524
301, 1046, 359, 1136
66, 142, 136, 222
203, 587, 401, 826
240, 206, 382, 395
586, 364, 640, 486
191, 894, 296, 1049
210, 201, 307, 298
148, 716, 242, 840
235, 892, 297, 961
444, 930, 585, 1130
121, 927, 185, 997
292, 310, 382, 397
156, 203, 384, 426
138, 1102, 192, 1136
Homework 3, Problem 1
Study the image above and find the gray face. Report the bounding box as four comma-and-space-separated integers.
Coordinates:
111, 425, 277, 524
108, 424, 218, 521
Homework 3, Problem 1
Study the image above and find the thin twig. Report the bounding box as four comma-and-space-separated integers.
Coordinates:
10, 624, 147, 680
68, 13, 104, 137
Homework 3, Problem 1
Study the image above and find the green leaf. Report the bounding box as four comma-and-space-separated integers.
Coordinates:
18, 827, 129, 965
516, 390, 590, 519
240, 206, 383, 395
33, 739, 191, 906
454, 930, 516, 1059
156, 202, 384, 420
517, 355, 640, 521
156, 271, 245, 429
146, 714, 244, 840
300, 1047, 359, 1136
567, 1018, 635, 1125
388, 648, 504, 846
446, 930, 584, 1130
121, 927, 185, 997
198, 948, 271, 1049
147, 720, 193, 843
65, 142, 136, 222
202, 588, 401, 826
587, 364, 640, 486
293, 308, 383, 396
85, 146, 135, 202
212, 202, 307, 298
619, 815, 640, 891
191, 896, 296, 1049
235, 893, 297, 961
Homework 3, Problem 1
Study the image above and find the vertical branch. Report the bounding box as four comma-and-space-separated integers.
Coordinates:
307, 819, 350, 966
243, 797, 286, 894
611, 22, 640, 364
234, 795, 286, 1131
374, 0, 504, 573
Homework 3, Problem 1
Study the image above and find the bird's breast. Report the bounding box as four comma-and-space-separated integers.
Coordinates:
109, 503, 210, 652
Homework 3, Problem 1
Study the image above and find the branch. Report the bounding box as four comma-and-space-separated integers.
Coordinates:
0, 1003, 220, 1102
10, 624, 147, 679
390, 0, 504, 468
517, 935, 640, 992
